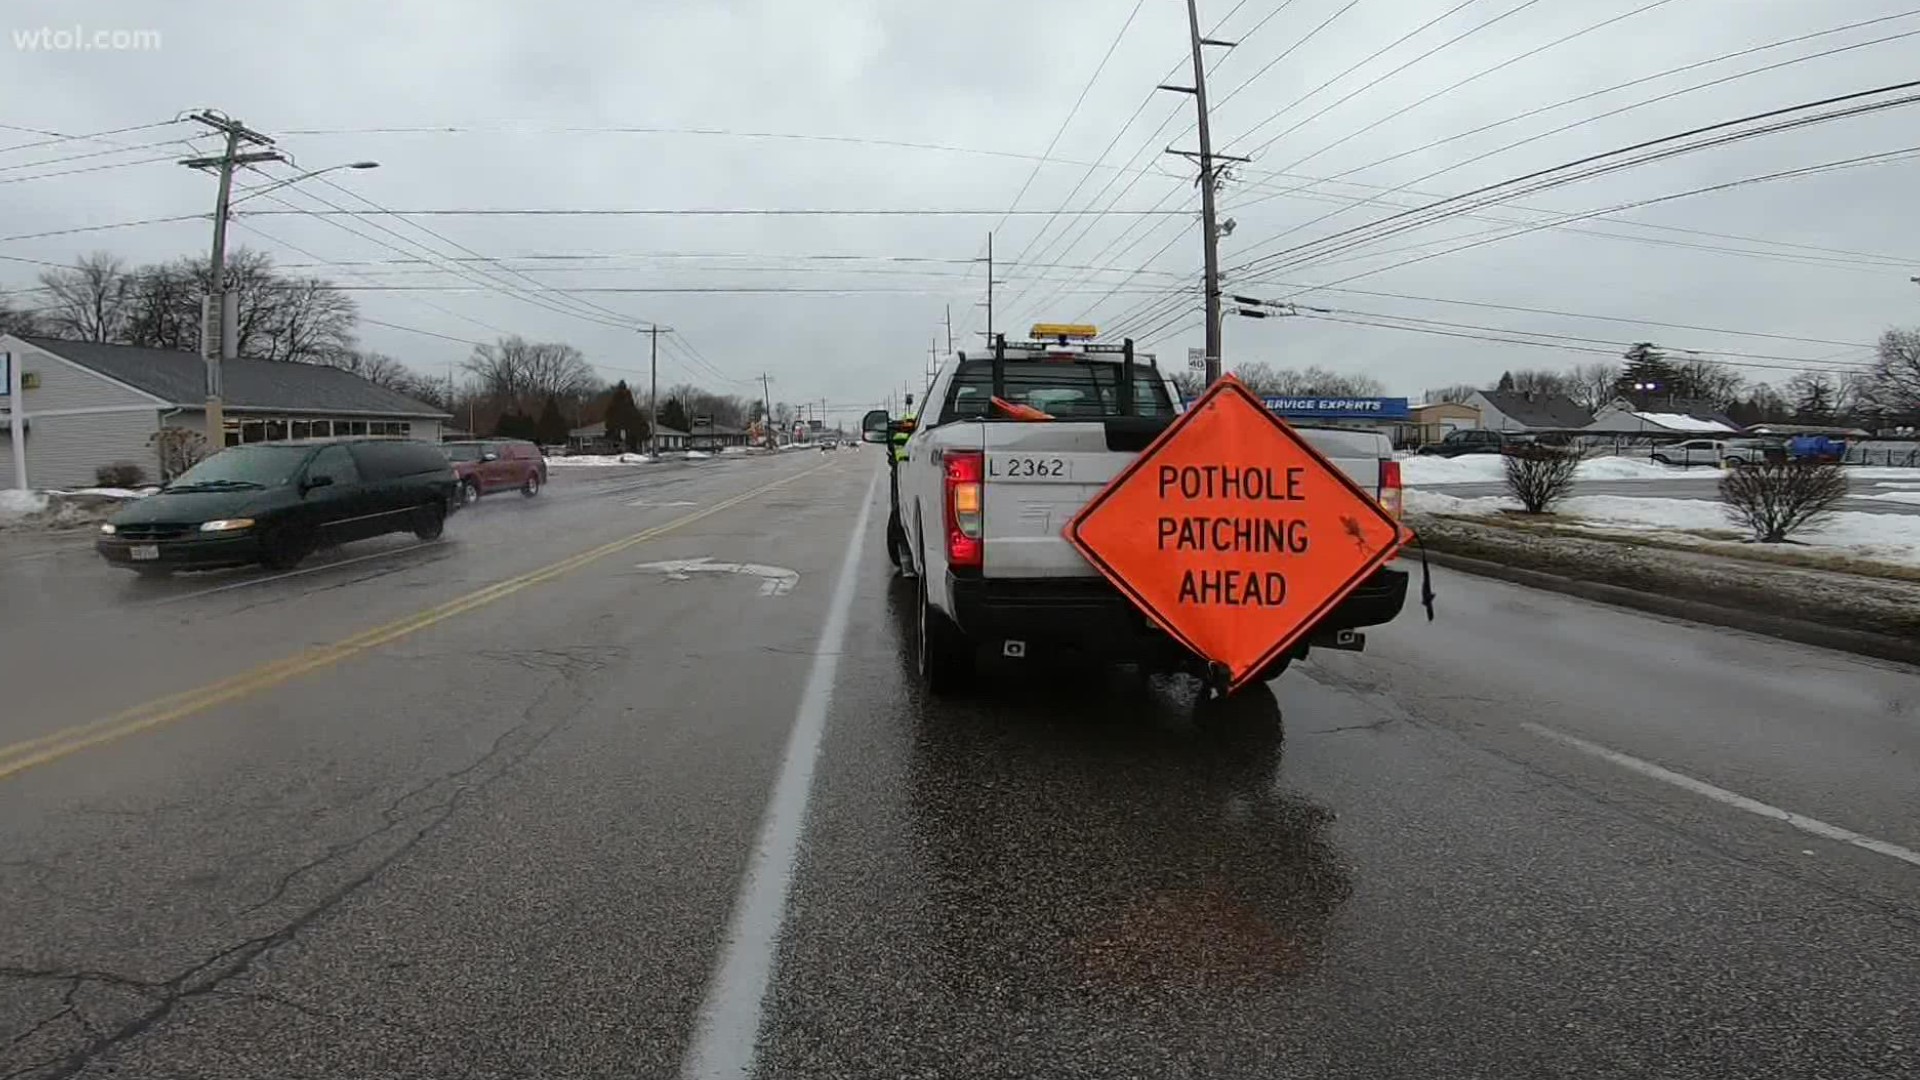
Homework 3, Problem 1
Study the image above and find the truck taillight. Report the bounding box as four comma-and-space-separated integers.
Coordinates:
1379, 459, 1403, 518
945, 450, 984, 568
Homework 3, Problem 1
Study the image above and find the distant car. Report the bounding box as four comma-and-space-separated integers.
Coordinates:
1417, 429, 1524, 457
97, 438, 456, 576
442, 439, 547, 505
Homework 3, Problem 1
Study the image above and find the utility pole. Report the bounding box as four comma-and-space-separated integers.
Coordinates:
758, 373, 774, 445
1159, 3, 1243, 385
945, 305, 954, 354
646, 325, 669, 455
180, 111, 283, 448
986, 233, 995, 342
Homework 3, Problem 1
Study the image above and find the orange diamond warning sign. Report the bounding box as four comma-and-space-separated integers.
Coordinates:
1065, 375, 1405, 689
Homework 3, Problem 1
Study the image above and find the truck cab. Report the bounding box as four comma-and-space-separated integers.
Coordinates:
865, 330, 1408, 695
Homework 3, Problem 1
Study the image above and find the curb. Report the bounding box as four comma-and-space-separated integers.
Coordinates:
1421, 548, 1920, 668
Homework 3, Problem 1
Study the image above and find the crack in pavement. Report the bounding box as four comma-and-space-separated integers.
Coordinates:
0, 665, 592, 1079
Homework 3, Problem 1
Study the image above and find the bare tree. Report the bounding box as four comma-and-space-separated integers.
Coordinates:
0, 294, 41, 337
1671, 358, 1744, 409
149, 426, 210, 481
1234, 362, 1383, 397
36, 252, 132, 342
1566, 361, 1618, 412
1502, 446, 1580, 514
1719, 462, 1847, 542
463, 335, 601, 412
1422, 383, 1478, 404
258, 276, 358, 362
1170, 370, 1205, 398
1860, 328, 1920, 419
1505, 368, 1573, 398
1785, 371, 1850, 424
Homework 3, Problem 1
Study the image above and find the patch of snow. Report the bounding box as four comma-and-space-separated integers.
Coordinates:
547, 454, 653, 468
684, 450, 711, 460
721, 446, 751, 455
47, 486, 154, 499
1634, 412, 1737, 433
0, 489, 49, 522
1866, 490, 1920, 505
1854, 468, 1920, 481
1404, 489, 1509, 516
1402, 454, 1690, 486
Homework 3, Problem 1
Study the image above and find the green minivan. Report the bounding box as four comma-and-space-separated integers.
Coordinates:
97, 438, 458, 576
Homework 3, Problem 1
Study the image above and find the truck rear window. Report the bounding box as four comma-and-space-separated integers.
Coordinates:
941, 359, 1174, 422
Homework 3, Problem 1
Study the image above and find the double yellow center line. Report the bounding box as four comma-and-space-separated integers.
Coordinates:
0, 464, 831, 783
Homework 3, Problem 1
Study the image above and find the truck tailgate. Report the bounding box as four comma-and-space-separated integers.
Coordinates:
980, 423, 1125, 579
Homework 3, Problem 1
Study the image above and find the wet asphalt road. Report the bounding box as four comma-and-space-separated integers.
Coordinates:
1, 449, 1916, 1079
1426, 474, 1920, 516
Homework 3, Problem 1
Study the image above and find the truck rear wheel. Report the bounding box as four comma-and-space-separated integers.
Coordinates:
917, 568, 974, 696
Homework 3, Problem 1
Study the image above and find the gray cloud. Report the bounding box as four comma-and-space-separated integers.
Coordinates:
4, 0, 1916, 416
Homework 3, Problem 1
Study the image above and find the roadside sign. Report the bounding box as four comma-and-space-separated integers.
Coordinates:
1065, 375, 1405, 689
1187, 347, 1205, 371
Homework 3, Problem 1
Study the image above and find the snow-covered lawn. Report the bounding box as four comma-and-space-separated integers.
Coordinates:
1401, 455, 1690, 485
1, 486, 150, 527
1403, 456, 1920, 488
1407, 489, 1920, 567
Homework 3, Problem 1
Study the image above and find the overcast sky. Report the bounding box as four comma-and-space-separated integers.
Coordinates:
3, 0, 1917, 417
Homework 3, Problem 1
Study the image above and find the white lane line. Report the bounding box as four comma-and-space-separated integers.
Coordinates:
682, 465, 879, 1080
1521, 722, 1920, 870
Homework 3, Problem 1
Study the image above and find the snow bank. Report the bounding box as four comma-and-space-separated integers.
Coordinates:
0, 489, 49, 523
684, 450, 711, 460
547, 453, 654, 467
1401, 454, 1690, 486
47, 486, 155, 499
1866, 490, 1920, 505
1405, 489, 1507, 516
721, 446, 752, 455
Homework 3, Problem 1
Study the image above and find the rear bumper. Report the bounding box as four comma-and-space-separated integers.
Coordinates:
96, 533, 262, 570
946, 565, 1408, 662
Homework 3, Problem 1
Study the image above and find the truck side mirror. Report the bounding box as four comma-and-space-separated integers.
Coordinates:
861, 409, 890, 444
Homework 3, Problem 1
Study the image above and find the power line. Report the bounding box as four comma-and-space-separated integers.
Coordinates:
1222, 0, 1488, 154
0, 154, 182, 186
1261, 0, 1683, 177
0, 136, 196, 174
1240, 0, 1560, 161
0, 213, 203, 244
0, 118, 183, 156
1230, 79, 1920, 278
237, 207, 1196, 218
1240, 9, 1920, 213
990, 0, 1149, 237
1223, 20, 1920, 265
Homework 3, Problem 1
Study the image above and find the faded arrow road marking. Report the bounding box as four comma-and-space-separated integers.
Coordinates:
636, 556, 799, 596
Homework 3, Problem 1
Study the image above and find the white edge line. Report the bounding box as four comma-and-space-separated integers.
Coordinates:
1520, 722, 1920, 869
681, 464, 880, 1080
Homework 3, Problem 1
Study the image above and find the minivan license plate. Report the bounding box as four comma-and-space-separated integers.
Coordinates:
130, 545, 160, 561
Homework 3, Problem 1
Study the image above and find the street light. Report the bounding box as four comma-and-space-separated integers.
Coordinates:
230, 160, 379, 206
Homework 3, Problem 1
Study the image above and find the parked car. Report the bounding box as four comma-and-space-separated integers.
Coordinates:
97, 438, 457, 576
1652, 438, 1776, 467
442, 439, 548, 504
1417, 429, 1523, 457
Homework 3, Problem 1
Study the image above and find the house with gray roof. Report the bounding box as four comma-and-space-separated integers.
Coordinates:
1464, 389, 1593, 432
1, 335, 449, 488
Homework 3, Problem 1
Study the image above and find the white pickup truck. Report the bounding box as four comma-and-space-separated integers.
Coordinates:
863, 336, 1410, 695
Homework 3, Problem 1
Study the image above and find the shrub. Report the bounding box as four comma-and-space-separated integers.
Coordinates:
149, 426, 210, 481
1719, 460, 1847, 542
94, 460, 147, 488
1501, 446, 1580, 514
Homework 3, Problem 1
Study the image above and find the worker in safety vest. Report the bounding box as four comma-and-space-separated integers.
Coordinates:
891, 410, 915, 462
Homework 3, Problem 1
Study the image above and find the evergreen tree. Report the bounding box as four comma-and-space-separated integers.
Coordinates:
604, 381, 649, 451
660, 396, 691, 433
535, 395, 569, 446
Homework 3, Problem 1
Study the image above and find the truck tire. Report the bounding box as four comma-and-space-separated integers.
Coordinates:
917, 566, 974, 696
